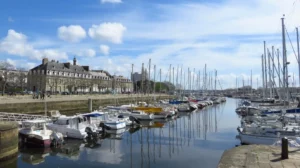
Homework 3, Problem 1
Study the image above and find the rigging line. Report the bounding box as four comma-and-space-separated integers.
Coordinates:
285, 28, 299, 62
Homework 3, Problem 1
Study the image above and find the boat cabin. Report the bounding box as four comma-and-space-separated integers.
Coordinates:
21, 120, 48, 130
53, 116, 89, 129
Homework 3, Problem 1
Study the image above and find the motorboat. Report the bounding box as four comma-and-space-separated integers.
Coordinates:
117, 114, 133, 126
19, 120, 63, 147
47, 115, 99, 139
102, 116, 126, 130
119, 110, 154, 120
152, 112, 168, 119
237, 125, 300, 145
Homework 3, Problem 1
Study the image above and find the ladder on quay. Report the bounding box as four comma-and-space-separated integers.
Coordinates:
0, 112, 50, 123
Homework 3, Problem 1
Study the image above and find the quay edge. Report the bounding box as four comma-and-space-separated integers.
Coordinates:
0, 121, 18, 166
218, 145, 300, 168
0, 95, 174, 115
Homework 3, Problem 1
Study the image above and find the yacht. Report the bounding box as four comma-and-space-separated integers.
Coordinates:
19, 120, 63, 147
119, 110, 154, 120
82, 111, 126, 130
237, 124, 300, 145
46, 115, 99, 139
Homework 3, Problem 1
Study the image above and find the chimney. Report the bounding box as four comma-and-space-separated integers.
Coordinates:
73, 57, 77, 65
82, 66, 89, 71
42, 58, 48, 65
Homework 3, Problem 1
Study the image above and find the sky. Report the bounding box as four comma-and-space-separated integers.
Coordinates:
1, 0, 300, 89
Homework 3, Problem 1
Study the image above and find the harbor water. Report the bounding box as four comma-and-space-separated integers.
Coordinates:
15, 98, 240, 168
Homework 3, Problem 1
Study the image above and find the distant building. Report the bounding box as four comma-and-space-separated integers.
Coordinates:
27, 57, 133, 93
132, 70, 148, 83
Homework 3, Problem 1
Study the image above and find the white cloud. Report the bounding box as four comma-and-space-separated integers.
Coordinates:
0, 29, 68, 60
99, 45, 110, 55
101, 0, 122, 4
8, 17, 14, 22
74, 49, 96, 57
88, 23, 126, 44
6, 58, 36, 70
58, 25, 86, 42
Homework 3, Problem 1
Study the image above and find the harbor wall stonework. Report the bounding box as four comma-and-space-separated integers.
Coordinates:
0, 95, 173, 115
0, 121, 18, 162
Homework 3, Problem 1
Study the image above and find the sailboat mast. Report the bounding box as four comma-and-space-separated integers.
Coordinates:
198, 70, 201, 93
214, 70, 217, 95
131, 64, 134, 93
169, 64, 171, 84
261, 54, 265, 98
173, 67, 175, 90
277, 49, 281, 88
148, 59, 151, 94
297, 27, 300, 87
192, 68, 195, 92
180, 65, 183, 95
264, 41, 268, 97
188, 67, 190, 94
141, 63, 144, 94
281, 16, 288, 103
154, 65, 156, 94
268, 49, 272, 98
159, 69, 161, 96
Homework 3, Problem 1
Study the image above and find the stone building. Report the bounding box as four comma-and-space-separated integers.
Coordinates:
112, 75, 132, 93
27, 58, 133, 93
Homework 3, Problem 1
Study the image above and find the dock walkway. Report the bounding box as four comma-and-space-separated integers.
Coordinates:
218, 145, 300, 168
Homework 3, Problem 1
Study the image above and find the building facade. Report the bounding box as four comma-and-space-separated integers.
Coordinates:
27, 58, 133, 93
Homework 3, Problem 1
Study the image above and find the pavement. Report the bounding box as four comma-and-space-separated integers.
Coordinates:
0, 94, 169, 104
218, 145, 300, 168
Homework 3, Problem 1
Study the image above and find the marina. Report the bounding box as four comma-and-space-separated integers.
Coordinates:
3, 0, 300, 168
1, 97, 240, 168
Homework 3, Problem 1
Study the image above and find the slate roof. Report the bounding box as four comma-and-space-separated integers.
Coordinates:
31, 61, 90, 74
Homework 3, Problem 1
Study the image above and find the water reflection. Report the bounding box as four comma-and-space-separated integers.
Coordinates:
17, 98, 239, 168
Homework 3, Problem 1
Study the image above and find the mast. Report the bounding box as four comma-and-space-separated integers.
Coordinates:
176, 65, 179, 89
204, 64, 207, 92
148, 59, 151, 94
169, 64, 171, 84
153, 65, 156, 95
198, 70, 201, 93
268, 49, 272, 98
264, 41, 268, 97
297, 27, 300, 87
250, 70, 252, 97
272, 46, 275, 98
180, 65, 183, 96
173, 67, 175, 91
277, 49, 281, 88
261, 54, 265, 98
159, 69, 161, 97
214, 70, 217, 95
141, 63, 144, 94
192, 68, 195, 92
281, 15, 288, 103
188, 67, 190, 95
131, 64, 134, 93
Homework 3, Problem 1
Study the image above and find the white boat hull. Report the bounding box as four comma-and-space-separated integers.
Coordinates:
104, 122, 126, 130
238, 133, 299, 145
47, 124, 87, 139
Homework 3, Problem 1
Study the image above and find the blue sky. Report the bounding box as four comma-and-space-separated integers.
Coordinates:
1, 0, 300, 89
